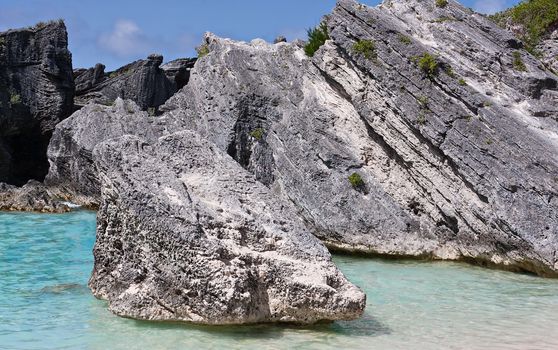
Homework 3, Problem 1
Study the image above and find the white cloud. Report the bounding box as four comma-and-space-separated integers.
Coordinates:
474, 0, 507, 15
98, 19, 150, 57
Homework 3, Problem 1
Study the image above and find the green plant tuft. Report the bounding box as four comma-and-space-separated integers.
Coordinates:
512, 51, 527, 71
196, 44, 210, 58
398, 34, 411, 45
10, 93, 21, 105
304, 23, 329, 57
417, 52, 439, 78
458, 78, 467, 86
348, 172, 365, 190
436, 0, 449, 8
352, 39, 377, 60
250, 128, 264, 140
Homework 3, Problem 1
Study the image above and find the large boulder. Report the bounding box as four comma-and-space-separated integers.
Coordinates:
0, 20, 74, 185
159, 0, 558, 276
45, 98, 179, 206
89, 131, 365, 324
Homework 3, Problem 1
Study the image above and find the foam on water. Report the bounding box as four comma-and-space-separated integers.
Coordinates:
1, 211, 557, 350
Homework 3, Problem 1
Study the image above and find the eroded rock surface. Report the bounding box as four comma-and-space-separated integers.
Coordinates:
0, 21, 74, 185
0, 181, 70, 213
73, 54, 180, 110
159, 0, 558, 275
89, 131, 365, 324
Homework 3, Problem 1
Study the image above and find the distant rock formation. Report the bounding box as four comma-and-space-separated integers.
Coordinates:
0, 20, 74, 186
89, 131, 365, 324
73, 54, 196, 110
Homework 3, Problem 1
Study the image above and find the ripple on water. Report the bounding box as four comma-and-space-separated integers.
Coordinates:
1, 211, 557, 350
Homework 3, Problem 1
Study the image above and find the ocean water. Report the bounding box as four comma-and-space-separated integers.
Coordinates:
1, 211, 558, 350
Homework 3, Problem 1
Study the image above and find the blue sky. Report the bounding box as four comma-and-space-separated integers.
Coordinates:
0, 0, 520, 71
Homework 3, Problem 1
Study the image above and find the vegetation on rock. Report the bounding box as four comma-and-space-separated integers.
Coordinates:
436, 0, 449, 8
304, 23, 329, 57
490, 0, 558, 51
353, 39, 377, 60
512, 51, 527, 71
196, 44, 210, 57
417, 52, 439, 78
348, 173, 365, 190
250, 128, 264, 140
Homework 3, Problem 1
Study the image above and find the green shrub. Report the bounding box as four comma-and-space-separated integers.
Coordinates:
250, 128, 264, 140
304, 23, 329, 57
10, 93, 21, 105
352, 39, 377, 60
417, 52, 439, 78
512, 51, 527, 71
398, 34, 411, 45
436, 0, 449, 8
490, 0, 558, 50
348, 173, 365, 190
418, 96, 429, 108
417, 113, 427, 125
196, 44, 210, 57
445, 66, 456, 78
147, 107, 156, 116
458, 78, 467, 86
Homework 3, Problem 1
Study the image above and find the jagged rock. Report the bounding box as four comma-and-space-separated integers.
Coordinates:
0, 180, 70, 213
538, 30, 558, 73
45, 98, 181, 207
73, 54, 178, 110
161, 58, 197, 91
159, 0, 558, 276
0, 20, 74, 186
274, 36, 287, 44
89, 131, 365, 324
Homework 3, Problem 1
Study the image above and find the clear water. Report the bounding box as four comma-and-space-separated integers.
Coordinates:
1, 211, 558, 350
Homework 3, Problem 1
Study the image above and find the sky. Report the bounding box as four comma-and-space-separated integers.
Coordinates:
0, 0, 521, 71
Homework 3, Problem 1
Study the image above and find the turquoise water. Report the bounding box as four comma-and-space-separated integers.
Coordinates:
1, 211, 558, 350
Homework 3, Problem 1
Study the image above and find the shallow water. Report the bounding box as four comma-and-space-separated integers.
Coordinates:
1, 211, 557, 350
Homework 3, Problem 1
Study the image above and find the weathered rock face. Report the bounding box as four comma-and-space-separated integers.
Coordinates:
161, 58, 197, 91
89, 131, 365, 324
538, 30, 558, 73
0, 180, 70, 213
45, 98, 178, 206
160, 0, 558, 276
73, 54, 179, 110
0, 21, 74, 186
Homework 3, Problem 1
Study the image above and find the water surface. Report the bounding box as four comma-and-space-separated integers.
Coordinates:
1, 211, 557, 349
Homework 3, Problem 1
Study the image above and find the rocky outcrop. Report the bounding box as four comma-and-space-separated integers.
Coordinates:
45, 98, 182, 206
161, 58, 197, 91
73, 54, 190, 110
0, 181, 70, 213
89, 131, 365, 324
0, 20, 74, 186
158, 0, 558, 276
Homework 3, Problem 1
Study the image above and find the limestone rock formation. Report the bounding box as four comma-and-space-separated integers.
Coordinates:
161, 58, 197, 91
159, 0, 558, 276
0, 20, 74, 186
0, 181, 70, 213
45, 98, 179, 206
89, 131, 365, 324
73, 54, 179, 110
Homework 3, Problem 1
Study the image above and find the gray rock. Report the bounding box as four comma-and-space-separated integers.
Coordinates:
274, 36, 287, 44
159, 0, 558, 276
161, 58, 197, 91
74, 54, 178, 110
89, 131, 365, 324
0, 20, 74, 185
45, 98, 176, 206
0, 180, 70, 213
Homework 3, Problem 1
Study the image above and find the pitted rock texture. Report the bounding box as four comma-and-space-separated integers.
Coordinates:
73, 54, 178, 110
0, 21, 74, 185
161, 58, 197, 91
89, 131, 365, 324
159, 0, 558, 276
0, 181, 70, 213
45, 98, 179, 206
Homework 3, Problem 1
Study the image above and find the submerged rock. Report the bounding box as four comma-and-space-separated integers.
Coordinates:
89, 131, 365, 324
0, 20, 74, 186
